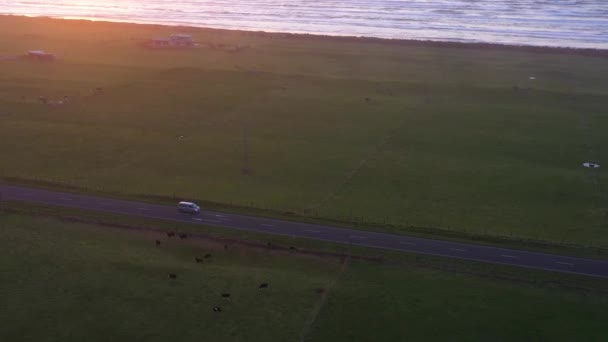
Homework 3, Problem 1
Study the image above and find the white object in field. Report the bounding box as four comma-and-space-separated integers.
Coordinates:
583, 162, 600, 169
529, 76, 536, 80
27, 50, 56, 60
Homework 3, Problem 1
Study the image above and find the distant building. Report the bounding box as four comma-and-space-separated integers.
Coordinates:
24, 50, 56, 61
146, 34, 197, 48
170, 34, 194, 43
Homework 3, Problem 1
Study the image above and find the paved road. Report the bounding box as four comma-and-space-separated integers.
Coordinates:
1, 184, 607, 278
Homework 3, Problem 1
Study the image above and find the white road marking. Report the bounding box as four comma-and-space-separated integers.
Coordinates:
501, 255, 520, 259
304, 230, 320, 233
60, 197, 73, 201
350, 236, 366, 239
450, 248, 468, 252
262, 224, 274, 227
556, 262, 574, 266
192, 218, 203, 221
400, 242, 416, 246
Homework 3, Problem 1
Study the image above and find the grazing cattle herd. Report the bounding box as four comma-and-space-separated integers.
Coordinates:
161, 230, 277, 313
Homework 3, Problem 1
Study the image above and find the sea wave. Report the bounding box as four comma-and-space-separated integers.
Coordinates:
0, 0, 607, 49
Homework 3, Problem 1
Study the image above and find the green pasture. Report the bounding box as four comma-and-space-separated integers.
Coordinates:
310, 262, 608, 341
1, 214, 606, 341
0, 213, 337, 341
1, 16, 608, 246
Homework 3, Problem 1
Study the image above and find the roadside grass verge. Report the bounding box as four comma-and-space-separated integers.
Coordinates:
3, 185, 607, 260
3, 203, 608, 293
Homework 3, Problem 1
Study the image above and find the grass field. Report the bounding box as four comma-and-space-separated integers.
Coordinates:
1, 16, 608, 247
0, 213, 338, 341
1, 214, 607, 341
311, 262, 608, 341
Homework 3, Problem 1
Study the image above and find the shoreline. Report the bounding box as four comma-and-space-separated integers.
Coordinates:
3, 14, 608, 58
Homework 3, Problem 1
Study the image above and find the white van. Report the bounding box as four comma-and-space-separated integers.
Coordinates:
177, 201, 201, 214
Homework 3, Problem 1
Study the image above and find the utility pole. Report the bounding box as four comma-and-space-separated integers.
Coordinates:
0, 192, 3, 229
241, 121, 250, 175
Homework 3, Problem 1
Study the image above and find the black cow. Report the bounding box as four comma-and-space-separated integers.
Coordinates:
195, 257, 203, 263
204, 254, 212, 259
289, 246, 297, 252
224, 244, 228, 251
155, 240, 161, 246
167, 231, 175, 237
259, 283, 269, 289
168, 273, 177, 279
179, 233, 188, 239
221, 293, 231, 299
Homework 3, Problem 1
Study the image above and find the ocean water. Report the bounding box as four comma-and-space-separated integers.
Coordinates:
1, 0, 607, 49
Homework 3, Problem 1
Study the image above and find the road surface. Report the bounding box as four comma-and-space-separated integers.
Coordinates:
1, 184, 607, 278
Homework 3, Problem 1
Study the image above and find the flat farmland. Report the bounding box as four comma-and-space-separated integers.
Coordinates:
1, 16, 608, 246
1, 214, 607, 341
